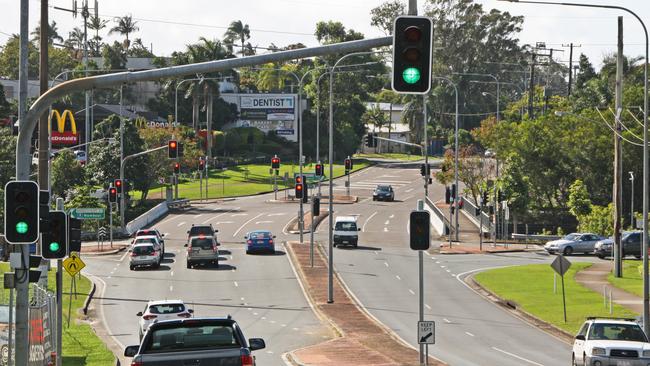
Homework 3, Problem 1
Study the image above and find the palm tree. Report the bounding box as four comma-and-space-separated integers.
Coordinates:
88, 15, 109, 39
65, 27, 85, 51
109, 15, 139, 49
31, 20, 64, 45
223, 20, 250, 56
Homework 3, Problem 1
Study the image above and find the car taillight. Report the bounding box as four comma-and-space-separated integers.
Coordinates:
142, 314, 157, 320
152, 251, 158, 257
131, 361, 143, 366
131, 252, 138, 257
212, 245, 218, 253
241, 351, 254, 366
247, 240, 252, 245
177, 312, 191, 318
269, 239, 273, 244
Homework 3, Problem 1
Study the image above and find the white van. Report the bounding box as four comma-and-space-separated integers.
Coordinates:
333, 216, 360, 247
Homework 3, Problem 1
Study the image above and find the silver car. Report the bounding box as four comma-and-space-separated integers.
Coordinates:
130, 243, 161, 270
544, 233, 602, 255
186, 236, 219, 269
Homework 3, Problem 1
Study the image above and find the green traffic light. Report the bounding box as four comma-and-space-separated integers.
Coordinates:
15, 222, 28, 234
402, 67, 421, 84
49, 242, 60, 252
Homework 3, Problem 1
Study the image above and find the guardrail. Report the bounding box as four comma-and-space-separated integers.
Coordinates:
511, 233, 561, 242
168, 199, 191, 210
425, 197, 452, 236
125, 202, 169, 235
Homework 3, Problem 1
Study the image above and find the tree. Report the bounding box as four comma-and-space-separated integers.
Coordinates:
361, 104, 388, 132
109, 15, 139, 49
88, 15, 109, 39
370, 0, 406, 35
568, 179, 592, 218
575, 54, 597, 90
51, 151, 84, 198
102, 41, 127, 70
223, 20, 251, 56
65, 27, 85, 55
31, 20, 64, 45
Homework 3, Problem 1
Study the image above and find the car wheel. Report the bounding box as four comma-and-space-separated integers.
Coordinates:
186, 262, 191, 269
245, 250, 250, 255
563, 246, 573, 256
571, 353, 576, 366
597, 254, 605, 259
130, 265, 134, 270
582, 353, 586, 366
636, 255, 642, 259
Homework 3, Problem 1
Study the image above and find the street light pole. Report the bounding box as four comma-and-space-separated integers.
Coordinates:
499, 0, 649, 336
454, 72, 500, 121
630, 171, 635, 226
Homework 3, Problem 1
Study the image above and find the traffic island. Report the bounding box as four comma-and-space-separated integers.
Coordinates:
285, 241, 444, 366
287, 211, 330, 234
269, 195, 358, 204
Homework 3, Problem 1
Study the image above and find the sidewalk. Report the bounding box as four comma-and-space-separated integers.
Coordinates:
574, 261, 644, 314
285, 241, 443, 366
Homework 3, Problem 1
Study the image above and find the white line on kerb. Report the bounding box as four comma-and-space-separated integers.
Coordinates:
443, 318, 451, 323
177, 221, 186, 227
425, 304, 431, 310
491, 347, 545, 366
465, 332, 475, 337
395, 275, 401, 280
408, 289, 415, 295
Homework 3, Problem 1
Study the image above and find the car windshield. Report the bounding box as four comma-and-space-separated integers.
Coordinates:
563, 234, 580, 241
249, 232, 271, 239
335, 222, 357, 231
377, 186, 390, 192
135, 238, 157, 244
148, 304, 185, 314
588, 323, 648, 342
191, 238, 214, 250
144, 324, 239, 353
133, 246, 154, 255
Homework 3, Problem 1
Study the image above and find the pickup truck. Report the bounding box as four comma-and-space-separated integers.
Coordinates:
124, 317, 265, 366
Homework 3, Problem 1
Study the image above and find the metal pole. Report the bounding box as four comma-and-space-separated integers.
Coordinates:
479, 197, 483, 251
119, 85, 126, 231
631, 172, 635, 226
423, 94, 428, 198
55, 197, 63, 366
408, 0, 417, 15
15, 1, 30, 364
417, 199, 424, 365
83, 8, 90, 155
109, 201, 113, 248
613, 16, 624, 278
298, 79, 304, 243
310, 196, 315, 268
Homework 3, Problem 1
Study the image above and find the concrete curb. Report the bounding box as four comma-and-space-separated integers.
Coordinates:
465, 272, 574, 344
81, 245, 127, 256
288, 212, 330, 234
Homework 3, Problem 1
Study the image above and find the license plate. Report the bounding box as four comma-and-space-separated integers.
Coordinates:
342, 240, 349, 243
139, 256, 148, 259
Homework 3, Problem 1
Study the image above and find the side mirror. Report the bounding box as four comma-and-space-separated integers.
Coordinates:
184, 243, 188, 247
186, 230, 190, 234
575, 335, 585, 341
249, 338, 266, 351
188, 309, 194, 314
273, 236, 277, 239
215, 229, 219, 232
358, 228, 361, 231
124, 345, 139, 357
162, 233, 166, 237
244, 236, 248, 240
136, 311, 143, 317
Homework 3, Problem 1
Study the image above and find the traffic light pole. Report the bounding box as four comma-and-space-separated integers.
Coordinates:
423, 93, 428, 198
55, 197, 64, 366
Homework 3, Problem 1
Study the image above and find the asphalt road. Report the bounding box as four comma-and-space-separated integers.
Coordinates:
85, 163, 581, 365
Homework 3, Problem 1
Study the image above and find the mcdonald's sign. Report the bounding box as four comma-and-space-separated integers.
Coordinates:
134, 116, 179, 129
49, 110, 78, 146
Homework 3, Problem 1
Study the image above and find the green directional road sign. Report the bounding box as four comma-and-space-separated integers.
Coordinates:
69, 208, 105, 220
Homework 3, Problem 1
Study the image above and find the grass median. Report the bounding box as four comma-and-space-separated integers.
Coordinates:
353, 152, 424, 161
607, 259, 643, 297
0, 263, 114, 366
144, 161, 370, 200
474, 263, 638, 334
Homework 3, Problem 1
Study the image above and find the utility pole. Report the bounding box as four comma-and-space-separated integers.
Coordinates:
37, 0, 49, 293
528, 53, 535, 118
563, 43, 581, 96
613, 16, 624, 277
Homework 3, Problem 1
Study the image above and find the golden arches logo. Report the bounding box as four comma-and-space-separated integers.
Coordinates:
134, 117, 149, 129
48, 109, 77, 134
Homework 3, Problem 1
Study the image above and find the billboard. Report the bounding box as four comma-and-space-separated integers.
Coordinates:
240, 95, 296, 121
49, 110, 78, 146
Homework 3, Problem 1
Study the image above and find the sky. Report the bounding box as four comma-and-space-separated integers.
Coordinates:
0, 0, 648, 70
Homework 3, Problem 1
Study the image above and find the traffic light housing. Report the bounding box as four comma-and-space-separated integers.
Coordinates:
114, 179, 123, 194
173, 162, 180, 174
344, 158, 352, 172
295, 176, 306, 199
365, 133, 374, 147
109, 187, 117, 203
482, 191, 489, 206
295, 183, 304, 199
392, 16, 433, 94
271, 156, 280, 170
451, 183, 456, 199
168, 140, 178, 159
498, 190, 504, 202
315, 163, 323, 177
68, 217, 82, 254
5, 181, 40, 244
312, 197, 320, 216
420, 164, 430, 176
198, 159, 205, 171
409, 210, 430, 250
42, 211, 67, 259
445, 186, 451, 204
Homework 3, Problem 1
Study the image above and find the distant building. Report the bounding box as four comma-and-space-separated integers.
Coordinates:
364, 102, 411, 153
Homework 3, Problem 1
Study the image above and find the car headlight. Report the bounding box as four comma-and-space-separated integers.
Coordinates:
643, 350, 650, 357
591, 347, 606, 356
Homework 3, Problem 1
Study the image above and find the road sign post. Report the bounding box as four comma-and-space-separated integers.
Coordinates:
551, 255, 571, 323
418, 320, 435, 366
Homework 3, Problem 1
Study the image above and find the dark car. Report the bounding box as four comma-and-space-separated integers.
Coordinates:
373, 185, 395, 202
124, 317, 265, 366
245, 230, 276, 254
186, 224, 218, 247
594, 231, 644, 259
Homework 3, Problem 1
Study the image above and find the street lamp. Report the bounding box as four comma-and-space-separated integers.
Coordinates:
454, 72, 500, 121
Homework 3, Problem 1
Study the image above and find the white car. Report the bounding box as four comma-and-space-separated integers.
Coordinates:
136, 300, 193, 340
572, 317, 650, 366
131, 235, 164, 259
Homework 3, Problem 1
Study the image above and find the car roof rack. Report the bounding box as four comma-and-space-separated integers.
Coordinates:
227, 314, 232, 320
586, 316, 638, 322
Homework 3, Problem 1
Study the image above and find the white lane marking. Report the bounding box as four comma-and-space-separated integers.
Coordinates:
281, 324, 287, 327
195, 214, 203, 218
384, 220, 390, 225
491, 347, 544, 366
405, 188, 414, 193
431, 256, 436, 260
232, 213, 265, 237
266, 351, 274, 354
261, 316, 267, 320
425, 304, 431, 310
215, 221, 234, 225
177, 221, 186, 227
406, 219, 410, 234
170, 271, 174, 277
389, 214, 394, 219
446, 269, 451, 273
202, 207, 241, 224
240, 297, 245, 301
443, 318, 451, 323
362, 211, 378, 232
231, 213, 248, 217
383, 227, 388, 232
233, 281, 239, 287
465, 332, 475, 337
292, 327, 299, 331
440, 265, 446, 268
253, 312, 258, 316
395, 275, 401, 280
268, 213, 287, 217
384, 262, 389, 267
402, 195, 414, 201
169, 285, 173, 292
436, 261, 440, 264
408, 289, 415, 295
255, 221, 273, 224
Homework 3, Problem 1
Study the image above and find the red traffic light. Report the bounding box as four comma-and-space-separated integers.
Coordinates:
169, 141, 177, 149
108, 187, 117, 203
168, 140, 178, 159
404, 26, 422, 42
315, 164, 323, 176
114, 179, 123, 193
271, 156, 280, 169
295, 176, 302, 184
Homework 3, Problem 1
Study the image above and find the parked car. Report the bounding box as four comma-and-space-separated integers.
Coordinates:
373, 185, 395, 202
245, 230, 276, 254
333, 216, 360, 247
124, 317, 266, 365
137, 300, 193, 340
186, 235, 220, 269
73, 149, 86, 165
544, 233, 602, 255
572, 317, 650, 366
186, 224, 218, 246
130, 243, 161, 270
594, 231, 644, 259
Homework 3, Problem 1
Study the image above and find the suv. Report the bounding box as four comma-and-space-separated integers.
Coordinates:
594, 231, 644, 259
333, 216, 360, 247
186, 224, 218, 246
132, 235, 164, 261
572, 317, 650, 365
187, 235, 220, 269
137, 300, 193, 340
124, 317, 266, 366
130, 243, 161, 270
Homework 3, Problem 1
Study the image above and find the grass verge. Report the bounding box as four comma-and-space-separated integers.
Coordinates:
353, 152, 424, 161
142, 161, 370, 200
474, 263, 638, 334
0, 263, 114, 366
607, 259, 643, 297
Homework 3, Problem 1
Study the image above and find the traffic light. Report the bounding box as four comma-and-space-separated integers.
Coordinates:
108, 187, 117, 203
68, 217, 82, 254
173, 162, 180, 174
409, 210, 430, 250
344, 158, 352, 172
198, 159, 205, 171
315, 163, 323, 177
312, 197, 320, 216
445, 186, 451, 204
271, 156, 280, 170
451, 183, 456, 199
168, 140, 178, 159
114, 179, 123, 194
5, 181, 40, 244
482, 191, 489, 206
42, 211, 67, 259
365, 133, 374, 147
295, 182, 304, 199
420, 164, 430, 176
392, 16, 433, 94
